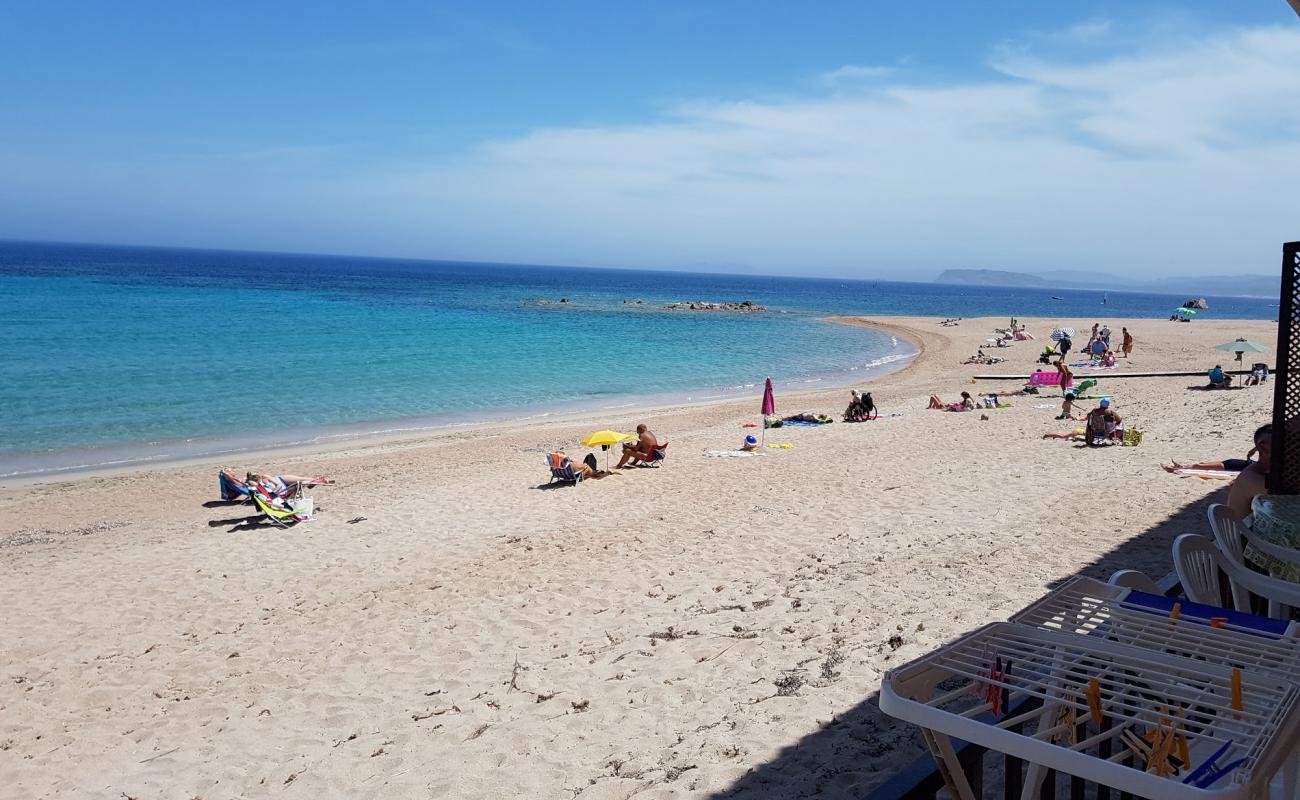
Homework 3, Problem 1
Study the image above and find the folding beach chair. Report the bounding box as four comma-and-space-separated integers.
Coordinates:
249, 485, 314, 527
635, 442, 669, 467
219, 470, 252, 501
547, 453, 584, 485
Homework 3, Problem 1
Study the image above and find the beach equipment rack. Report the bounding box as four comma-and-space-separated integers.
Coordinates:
880, 578, 1300, 799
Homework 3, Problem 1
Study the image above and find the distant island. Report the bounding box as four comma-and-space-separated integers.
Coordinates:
937, 268, 1277, 299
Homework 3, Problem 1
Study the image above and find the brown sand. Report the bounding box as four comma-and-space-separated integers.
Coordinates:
0, 315, 1277, 799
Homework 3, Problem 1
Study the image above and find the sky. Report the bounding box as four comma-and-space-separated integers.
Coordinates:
1, 1, 1299, 280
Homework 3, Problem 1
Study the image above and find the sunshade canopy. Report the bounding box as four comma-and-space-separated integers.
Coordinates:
580, 430, 636, 447
1214, 339, 1268, 353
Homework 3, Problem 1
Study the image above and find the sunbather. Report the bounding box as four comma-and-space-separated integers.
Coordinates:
245, 471, 335, 496
222, 468, 334, 499
616, 424, 658, 468
928, 392, 975, 412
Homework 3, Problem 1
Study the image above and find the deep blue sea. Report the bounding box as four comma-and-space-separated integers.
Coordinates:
0, 241, 1278, 478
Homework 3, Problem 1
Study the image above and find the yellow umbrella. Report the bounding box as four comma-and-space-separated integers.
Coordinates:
580, 430, 637, 471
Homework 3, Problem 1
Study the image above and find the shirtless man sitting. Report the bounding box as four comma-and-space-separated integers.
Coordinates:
616, 424, 658, 468
1227, 425, 1272, 518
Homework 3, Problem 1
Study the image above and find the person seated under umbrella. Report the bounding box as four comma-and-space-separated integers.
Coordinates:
616, 424, 659, 468
1207, 364, 1232, 389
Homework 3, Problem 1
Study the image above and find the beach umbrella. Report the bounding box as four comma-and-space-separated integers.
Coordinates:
1214, 339, 1268, 353
580, 430, 636, 470
1050, 327, 1075, 341
1215, 338, 1268, 364
760, 377, 775, 447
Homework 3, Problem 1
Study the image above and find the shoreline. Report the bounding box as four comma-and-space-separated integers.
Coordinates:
0, 316, 921, 489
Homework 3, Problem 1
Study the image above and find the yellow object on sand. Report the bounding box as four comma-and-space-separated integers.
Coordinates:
766, 443, 793, 449
579, 430, 637, 447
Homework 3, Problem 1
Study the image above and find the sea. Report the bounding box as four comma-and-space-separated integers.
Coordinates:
0, 240, 1279, 479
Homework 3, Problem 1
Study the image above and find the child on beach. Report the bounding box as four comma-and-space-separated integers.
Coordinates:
1057, 391, 1078, 420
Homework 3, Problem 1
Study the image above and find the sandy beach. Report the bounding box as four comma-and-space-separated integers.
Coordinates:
0, 315, 1278, 799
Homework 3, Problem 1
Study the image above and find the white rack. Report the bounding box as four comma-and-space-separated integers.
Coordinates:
1011, 578, 1300, 680
880, 621, 1300, 799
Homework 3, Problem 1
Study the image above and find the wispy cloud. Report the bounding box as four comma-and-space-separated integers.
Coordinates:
819, 64, 896, 83
5, 20, 1298, 277
343, 22, 1300, 275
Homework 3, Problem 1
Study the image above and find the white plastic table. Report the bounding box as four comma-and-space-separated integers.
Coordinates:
1250, 495, 1300, 583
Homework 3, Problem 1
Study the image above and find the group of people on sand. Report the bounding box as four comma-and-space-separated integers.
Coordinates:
1082, 322, 1133, 364
567, 424, 661, 480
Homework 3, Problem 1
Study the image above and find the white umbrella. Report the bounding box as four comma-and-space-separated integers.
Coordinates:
1050, 327, 1075, 341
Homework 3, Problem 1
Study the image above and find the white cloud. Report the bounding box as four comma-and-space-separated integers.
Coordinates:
339, 23, 1300, 277
819, 64, 895, 83
4, 20, 1299, 278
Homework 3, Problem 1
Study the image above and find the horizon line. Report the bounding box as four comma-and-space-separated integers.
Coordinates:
0, 236, 1279, 299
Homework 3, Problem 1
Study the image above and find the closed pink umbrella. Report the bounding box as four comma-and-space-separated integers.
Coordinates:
761, 377, 775, 446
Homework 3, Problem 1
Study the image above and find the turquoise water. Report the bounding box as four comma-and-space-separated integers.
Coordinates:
0, 241, 1278, 477
1, 242, 920, 477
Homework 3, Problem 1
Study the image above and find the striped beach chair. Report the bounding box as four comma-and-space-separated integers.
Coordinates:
547, 453, 584, 485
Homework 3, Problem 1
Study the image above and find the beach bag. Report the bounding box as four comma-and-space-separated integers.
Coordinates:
1122, 428, 1144, 447
583, 453, 599, 471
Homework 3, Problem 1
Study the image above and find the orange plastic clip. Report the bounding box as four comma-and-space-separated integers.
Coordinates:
1170, 602, 1181, 621
1087, 676, 1104, 725
1231, 668, 1243, 714
1209, 617, 1228, 629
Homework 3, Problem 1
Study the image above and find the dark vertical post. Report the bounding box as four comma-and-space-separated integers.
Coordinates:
1272, 242, 1300, 495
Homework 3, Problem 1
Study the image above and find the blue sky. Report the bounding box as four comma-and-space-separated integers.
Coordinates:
1, 2, 1298, 278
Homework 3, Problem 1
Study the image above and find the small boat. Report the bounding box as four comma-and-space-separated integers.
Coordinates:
1051, 296, 1065, 300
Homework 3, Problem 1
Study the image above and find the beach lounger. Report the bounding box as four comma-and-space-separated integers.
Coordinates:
249, 485, 314, 527
1027, 371, 1072, 388
547, 453, 584, 485
220, 470, 252, 501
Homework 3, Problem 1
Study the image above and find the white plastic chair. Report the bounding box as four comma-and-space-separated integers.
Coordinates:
1173, 534, 1227, 607
1206, 503, 1250, 611
1107, 570, 1160, 593
1174, 534, 1300, 619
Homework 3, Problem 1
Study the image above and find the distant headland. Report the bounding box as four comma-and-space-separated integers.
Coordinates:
936, 268, 1277, 299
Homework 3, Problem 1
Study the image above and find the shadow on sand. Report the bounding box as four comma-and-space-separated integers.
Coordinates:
707, 487, 1228, 799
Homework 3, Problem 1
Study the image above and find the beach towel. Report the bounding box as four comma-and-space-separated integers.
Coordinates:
781, 420, 822, 427
765, 443, 793, 449
703, 450, 756, 458
1171, 468, 1235, 481
1033, 404, 1056, 410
